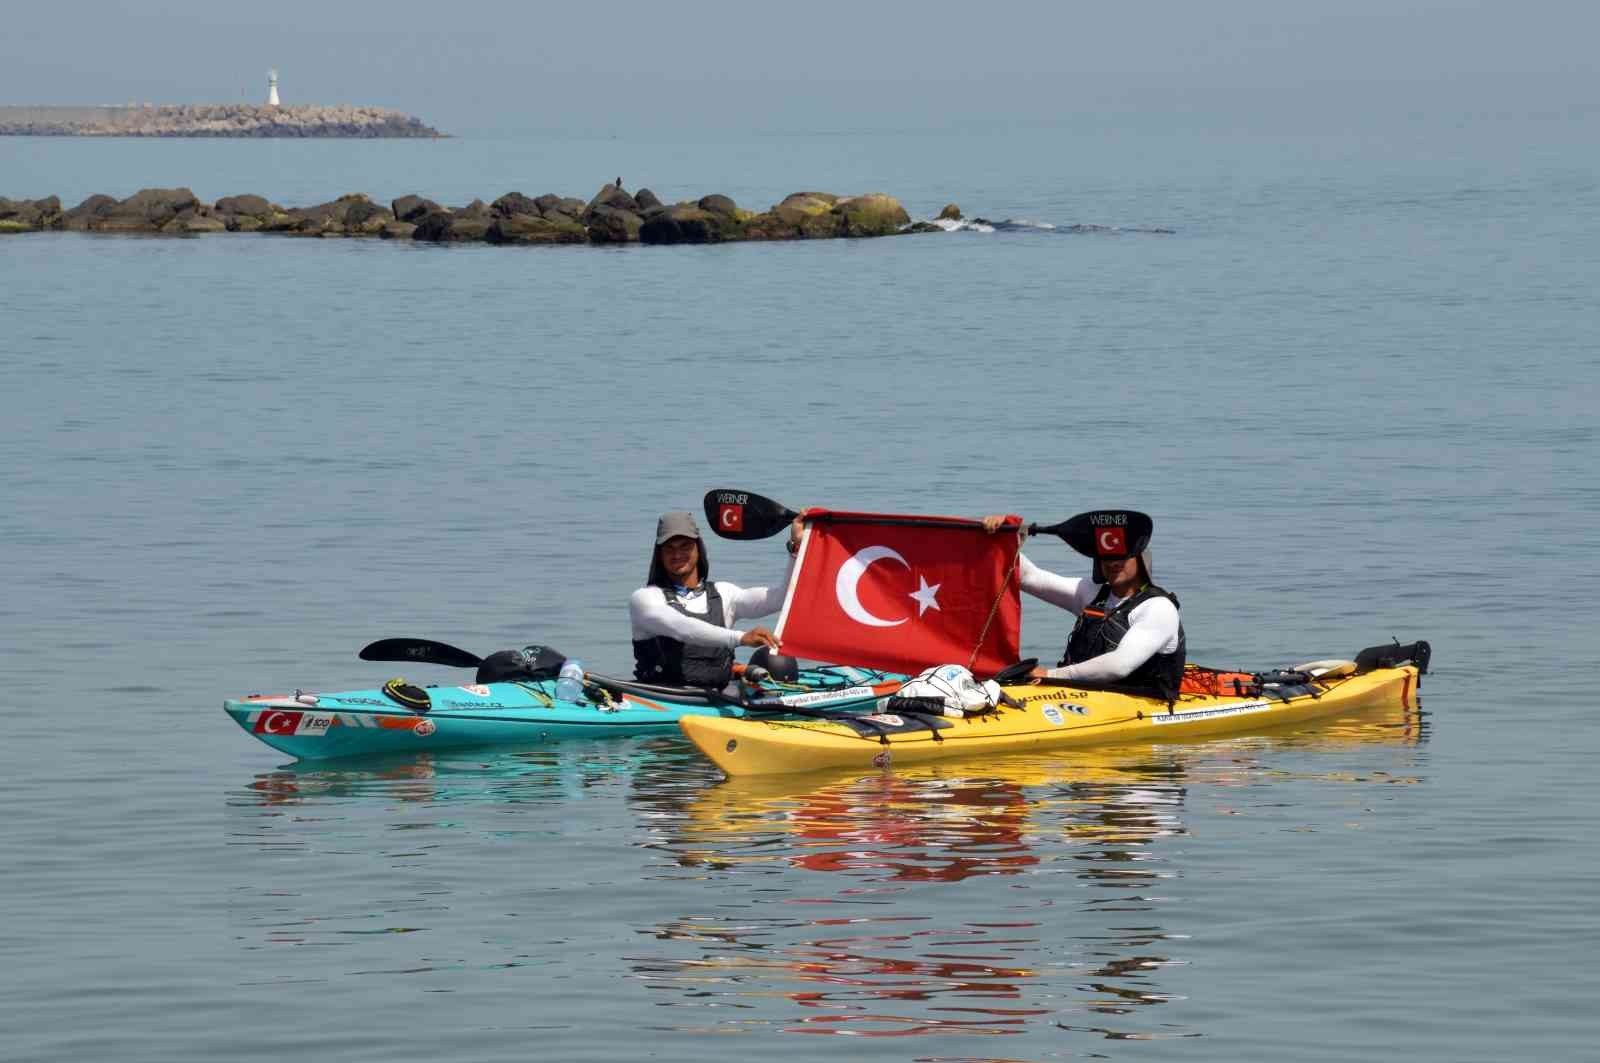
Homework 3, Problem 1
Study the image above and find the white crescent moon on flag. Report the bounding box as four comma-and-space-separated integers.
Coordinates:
264, 711, 292, 733
835, 545, 909, 627
1098, 529, 1120, 553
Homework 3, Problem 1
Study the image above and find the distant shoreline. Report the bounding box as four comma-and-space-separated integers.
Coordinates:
0, 104, 444, 138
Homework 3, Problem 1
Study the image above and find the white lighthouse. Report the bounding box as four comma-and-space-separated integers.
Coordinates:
266, 69, 280, 106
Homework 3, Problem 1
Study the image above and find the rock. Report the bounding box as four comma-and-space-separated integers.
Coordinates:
256, 212, 301, 233
215, 194, 273, 217
412, 210, 490, 242
0, 195, 62, 231
639, 203, 744, 244
744, 193, 846, 240
585, 205, 643, 243
902, 221, 946, 234
118, 187, 201, 222
938, 203, 962, 221
533, 194, 571, 218
455, 199, 489, 219
342, 198, 393, 233
835, 193, 910, 237
634, 188, 663, 212
584, 183, 639, 221
289, 214, 334, 236
774, 192, 839, 221
164, 214, 228, 234
286, 200, 335, 224
61, 194, 119, 230
380, 221, 418, 240
485, 213, 588, 244
273, 194, 391, 235
697, 194, 738, 217
491, 192, 540, 218
392, 194, 442, 223
214, 194, 281, 231
92, 215, 163, 233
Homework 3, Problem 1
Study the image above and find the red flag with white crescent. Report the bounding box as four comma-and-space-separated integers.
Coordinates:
775, 510, 1022, 676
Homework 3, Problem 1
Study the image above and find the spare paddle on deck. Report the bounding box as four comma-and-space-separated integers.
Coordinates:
360, 638, 483, 669
703, 489, 799, 540
361, 639, 574, 686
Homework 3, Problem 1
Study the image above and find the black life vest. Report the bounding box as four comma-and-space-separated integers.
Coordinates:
632, 582, 736, 687
1062, 582, 1187, 702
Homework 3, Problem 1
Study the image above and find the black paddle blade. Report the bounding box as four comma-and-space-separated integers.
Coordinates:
703, 489, 799, 540
359, 638, 483, 668
1030, 510, 1154, 560
1354, 639, 1431, 675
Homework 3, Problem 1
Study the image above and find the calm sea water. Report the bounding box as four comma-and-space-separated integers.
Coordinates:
3, 115, 1598, 1062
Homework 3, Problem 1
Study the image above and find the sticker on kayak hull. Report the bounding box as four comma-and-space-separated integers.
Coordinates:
1039, 703, 1089, 725
252, 710, 335, 736
773, 685, 875, 708
861, 714, 904, 727
1149, 700, 1272, 725
459, 684, 492, 697
413, 718, 436, 737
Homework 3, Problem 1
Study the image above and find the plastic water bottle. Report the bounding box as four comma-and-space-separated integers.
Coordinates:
555, 659, 585, 703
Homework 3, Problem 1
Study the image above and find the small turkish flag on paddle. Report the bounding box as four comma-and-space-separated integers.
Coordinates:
1094, 525, 1126, 556
775, 510, 1022, 675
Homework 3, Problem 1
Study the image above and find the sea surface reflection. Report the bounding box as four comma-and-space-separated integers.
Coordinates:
616, 703, 1426, 1043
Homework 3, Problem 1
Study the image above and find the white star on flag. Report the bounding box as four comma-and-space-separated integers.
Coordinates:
908, 574, 941, 617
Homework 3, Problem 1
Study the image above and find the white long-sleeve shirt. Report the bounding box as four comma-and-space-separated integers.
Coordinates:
1018, 553, 1181, 682
629, 556, 795, 650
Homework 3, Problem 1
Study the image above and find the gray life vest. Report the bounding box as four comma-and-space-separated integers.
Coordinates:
632, 583, 736, 687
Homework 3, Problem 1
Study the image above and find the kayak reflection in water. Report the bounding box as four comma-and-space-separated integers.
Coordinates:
630, 510, 801, 687
982, 512, 1187, 700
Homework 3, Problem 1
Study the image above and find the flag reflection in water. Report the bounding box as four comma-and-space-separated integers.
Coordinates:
628, 752, 1191, 1039
627, 700, 1425, 1041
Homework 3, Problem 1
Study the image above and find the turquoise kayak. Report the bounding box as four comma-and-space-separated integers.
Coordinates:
224, 664, 904, 761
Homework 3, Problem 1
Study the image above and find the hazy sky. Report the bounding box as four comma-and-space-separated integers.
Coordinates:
2, 1, 1594, 134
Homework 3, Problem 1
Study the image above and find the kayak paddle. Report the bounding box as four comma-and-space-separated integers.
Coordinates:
359, 638, 483, 668
1028, 510, 1154, 558
702, 488, 800, 540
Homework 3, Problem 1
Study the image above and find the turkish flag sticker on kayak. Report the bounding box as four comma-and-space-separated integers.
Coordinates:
718, 503, 744, 533
775, 510, 1021, 675
1094, 526, 1127, 556
255, 709, 302, 735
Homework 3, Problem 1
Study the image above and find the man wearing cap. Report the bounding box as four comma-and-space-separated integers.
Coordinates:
630, 511, 798, 687
981, 514, 1186, 700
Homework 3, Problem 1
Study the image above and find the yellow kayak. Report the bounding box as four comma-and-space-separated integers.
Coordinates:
680, 661, 1422, 777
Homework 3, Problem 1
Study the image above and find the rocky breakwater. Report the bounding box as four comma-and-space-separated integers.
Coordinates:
0, 104, 442, 138
1, 184, 941, 242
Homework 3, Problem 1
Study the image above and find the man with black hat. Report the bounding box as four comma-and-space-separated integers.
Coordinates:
629, 510, 798, 687
982, 513, 1186, 700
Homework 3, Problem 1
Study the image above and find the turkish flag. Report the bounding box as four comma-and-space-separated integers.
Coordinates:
717, 502, 744, 534
255, 709, 302, 735
775, 510, 1022, 675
